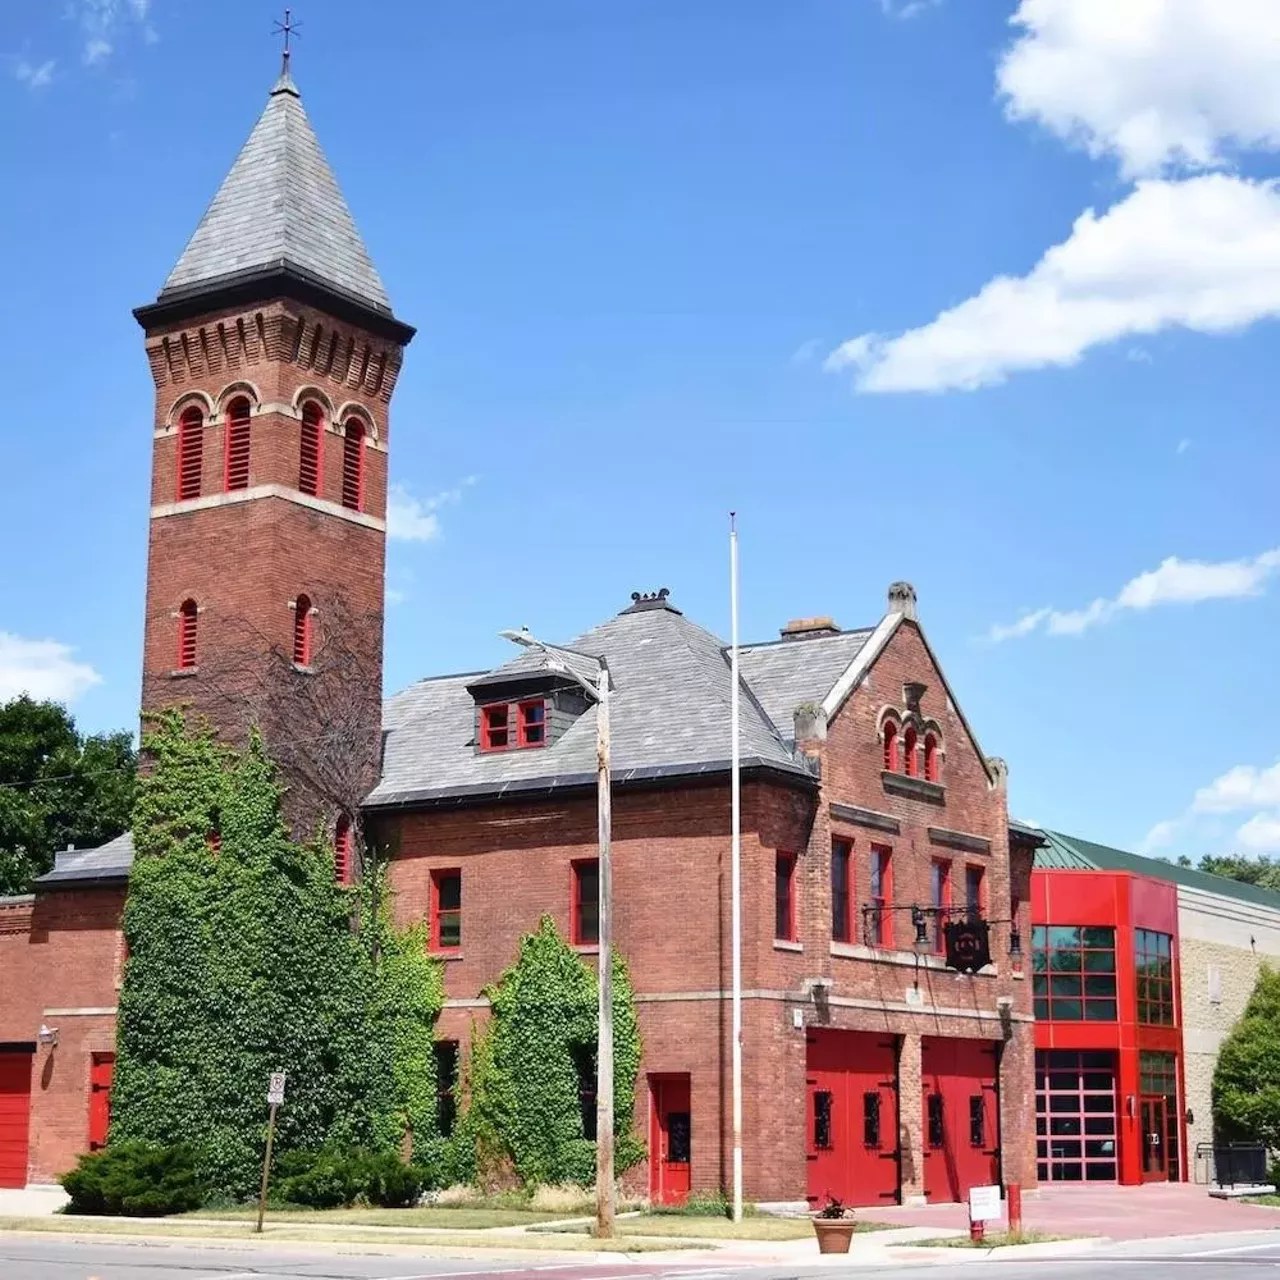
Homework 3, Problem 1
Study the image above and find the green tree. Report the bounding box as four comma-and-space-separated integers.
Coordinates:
1197, 855, 1280, 894
1212, 964, 1280, 1149
111, 712, 443, 1199
0, 696, 136, 895
465, 916, 644, 1187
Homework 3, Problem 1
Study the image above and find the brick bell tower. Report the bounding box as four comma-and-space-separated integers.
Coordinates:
133, 55, 414, 836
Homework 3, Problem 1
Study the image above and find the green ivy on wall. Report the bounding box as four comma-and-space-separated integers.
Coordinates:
110, 712, 445, 1200
463, 915, 645, 1187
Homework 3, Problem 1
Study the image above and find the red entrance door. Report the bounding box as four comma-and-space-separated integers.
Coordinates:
1140, 1097, 1168, 1182
921, 1037, 1000, 1203
0, 1051, 33, 1189
649, 1075, 691, 1205
89, 1054, 115, 1151
806, 1030, 899, 1208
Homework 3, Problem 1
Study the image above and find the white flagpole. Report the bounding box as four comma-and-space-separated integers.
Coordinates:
729, 512, 744, 1224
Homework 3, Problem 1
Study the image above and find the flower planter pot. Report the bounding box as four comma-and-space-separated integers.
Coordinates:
813, 1217, 856, 1253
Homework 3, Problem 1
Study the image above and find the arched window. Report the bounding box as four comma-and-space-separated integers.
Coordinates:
903, 725, 919, 777
883, 721, 899, 772
178, 599, 198, 670
924, 732, 940, 783
341, 420, 365, 511
299, 401, 323, 496
334, 814, 353, 885
293, 594, 312, 667
177, 407, 204, 500
224, 397, 251, 491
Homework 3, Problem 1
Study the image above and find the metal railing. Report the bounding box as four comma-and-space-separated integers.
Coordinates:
1194, 1142, 1268, 1187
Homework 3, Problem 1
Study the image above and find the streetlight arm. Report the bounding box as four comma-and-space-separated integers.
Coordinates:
497, 630, 608, 702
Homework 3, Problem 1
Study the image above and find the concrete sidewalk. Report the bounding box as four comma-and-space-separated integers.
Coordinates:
0, 1186, 68, 1216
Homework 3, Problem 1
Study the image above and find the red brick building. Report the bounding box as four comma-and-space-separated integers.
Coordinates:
0, 62, 1039, 1207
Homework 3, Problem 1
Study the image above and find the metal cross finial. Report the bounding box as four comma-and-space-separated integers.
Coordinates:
272, 8, 302, 74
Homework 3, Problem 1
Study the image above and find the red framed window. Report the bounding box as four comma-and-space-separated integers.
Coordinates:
334, 814, 353, 885
299, 400, 323, 496
572, 858, 599, 946
869, 846, 892, 946
177, 406, 204, 500
775, 852, 796, 942
923, 732, 940, 782
431, 869, 462, 950
293, 594, 313, 667
341, 420, 365, 511
883, 721, 899, 772
1135, 929, 1175, 1025
831, 838, 852, 943
224, 396, 251, 491
964, 865, 985, 920
903, 725, 919, 777
177, 599, 198, 669
518, 700, 547, 747
480, 704, 510, 751
930, 858, 951, 952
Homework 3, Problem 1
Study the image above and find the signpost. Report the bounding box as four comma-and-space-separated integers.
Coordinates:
256, 1072, 286, 1234
967, 1184, 1003, 1243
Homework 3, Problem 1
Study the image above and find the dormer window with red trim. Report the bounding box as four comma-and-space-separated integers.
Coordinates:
299, 401, 323, 496
341, 420, 365, 511
903, 725, 919, 777
479, 700, 549, 752
177, 599, 198, 670
224, 397, 251, 491
177, 406, 204, 500
883, 721, 899, 772
293, 594, 313, 667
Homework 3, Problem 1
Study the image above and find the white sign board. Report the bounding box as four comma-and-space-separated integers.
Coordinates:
968, 1184, 1003, 1223
267, 1072, 287, 1106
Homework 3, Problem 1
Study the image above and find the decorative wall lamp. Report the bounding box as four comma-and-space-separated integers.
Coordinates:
37, 1023, 58, 1049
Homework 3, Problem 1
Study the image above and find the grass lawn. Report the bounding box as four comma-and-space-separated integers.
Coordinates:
0, 1216, 694, 1252
1244, 1196, 1280, 1208
185, 1205, 561, 1229
908, 1230, 1072, 1249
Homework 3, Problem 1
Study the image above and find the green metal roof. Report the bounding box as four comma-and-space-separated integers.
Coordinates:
1034, 829, 1280, 912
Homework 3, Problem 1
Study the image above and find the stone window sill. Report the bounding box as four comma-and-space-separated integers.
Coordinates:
572, 944, 600, 956
830, 940, 996, 977
169, 667, 199, 679
428, 950, 465, 962
773, 939, 803, 953
881, 772, 946, 805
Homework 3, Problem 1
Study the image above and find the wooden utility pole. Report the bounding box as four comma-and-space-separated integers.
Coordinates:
595, 663, 615, 1239
256, 1102, 279, 1234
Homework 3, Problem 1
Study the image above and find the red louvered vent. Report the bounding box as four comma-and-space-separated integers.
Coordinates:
334, 815, 353, 885
224, 398, 251, 490
177, 407, 204, 500
299, 401, 322, 496
293, 594, 312, 666
178, 599, 198, 670
341, 421, 365, 511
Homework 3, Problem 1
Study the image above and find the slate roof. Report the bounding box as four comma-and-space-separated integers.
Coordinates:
1034, 829, 1280, 912
737, 629, 873, 740
157, 69, 392, 314
35, 831, 134, 887
366, 599, 870, 810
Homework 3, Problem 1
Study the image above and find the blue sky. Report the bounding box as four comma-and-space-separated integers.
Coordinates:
3, 0, 1280, 859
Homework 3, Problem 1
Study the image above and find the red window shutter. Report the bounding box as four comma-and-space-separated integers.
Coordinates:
903, 726, 918, 777
293, 595, 312, 666
334, 815, 352, 885
88, 1054, 115, 1150
178, 599, 198, 669
299, 401, 322, 496
177, 407, 204, 500
224, 398, 251, 491
924, 733, 939, 782
883, 723, 899, 772
341, 422, 365, 511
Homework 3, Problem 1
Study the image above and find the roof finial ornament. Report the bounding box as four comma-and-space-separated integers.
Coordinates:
272, 7, 301, 78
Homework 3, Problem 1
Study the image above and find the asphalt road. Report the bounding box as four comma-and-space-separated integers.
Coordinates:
1, 1233, 1278, 1280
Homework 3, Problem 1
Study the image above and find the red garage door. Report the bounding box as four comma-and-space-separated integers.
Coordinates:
0, 1050, 33, 1188
921, 1037, 1000, 1203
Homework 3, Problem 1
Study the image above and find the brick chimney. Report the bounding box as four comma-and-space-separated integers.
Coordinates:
780, 616, 841, 641
887, 582, 918, 621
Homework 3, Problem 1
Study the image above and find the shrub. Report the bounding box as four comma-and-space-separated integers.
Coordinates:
274, 1148, 428, 1209
359, 1149, 427, 1208
61, 1143, 204, 1217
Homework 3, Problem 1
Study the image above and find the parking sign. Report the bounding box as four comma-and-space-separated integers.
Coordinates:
267, 1072, 286, 1106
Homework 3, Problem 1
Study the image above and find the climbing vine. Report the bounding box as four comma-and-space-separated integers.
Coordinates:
110, 712, 444, 1200
463, 915, 645, 1187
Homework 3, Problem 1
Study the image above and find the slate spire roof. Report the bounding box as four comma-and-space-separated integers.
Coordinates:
152, 66, 393, 318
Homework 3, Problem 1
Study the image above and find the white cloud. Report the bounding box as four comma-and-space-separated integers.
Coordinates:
386, 479, 476, 543
0, 632, 101, 704
878, 0, 942, 18
828, 175, 1280, 393
998, 0, 1280, 179
1193, 761, 1280, 814
1176, 438, 1191, 454
1237, 812, 1280, 853
987, 545, 1280, 641
1138, 819, 1179, 856
83, 37, 112, 65
14, 59, 55, 88
790, 338, 823, 366
74, 0, 155, 67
